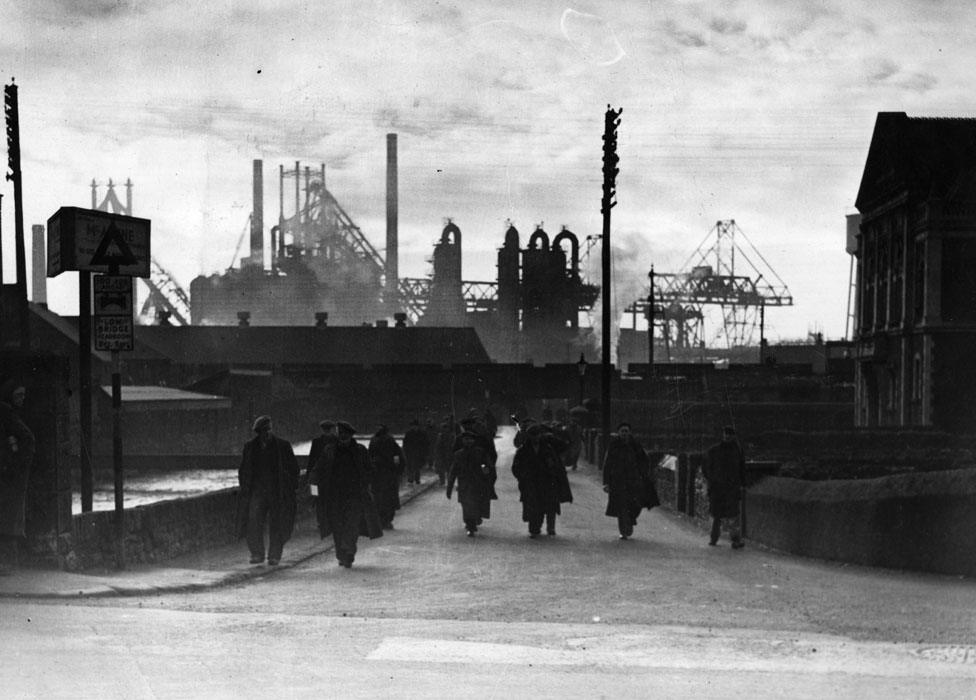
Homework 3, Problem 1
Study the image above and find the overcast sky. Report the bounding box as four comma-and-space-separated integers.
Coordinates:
2, 0, 975, 342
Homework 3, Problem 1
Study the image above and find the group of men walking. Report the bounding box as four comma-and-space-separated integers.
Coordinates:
237, 412, 747, 569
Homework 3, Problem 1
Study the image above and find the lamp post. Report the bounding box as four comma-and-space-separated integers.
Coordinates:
576, 352, 588, 407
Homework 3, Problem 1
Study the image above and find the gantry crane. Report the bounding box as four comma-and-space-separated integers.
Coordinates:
625, 219, 793, 350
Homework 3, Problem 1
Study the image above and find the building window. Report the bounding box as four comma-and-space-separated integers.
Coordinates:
913, 240, 925, 319
912, 353, 923, 402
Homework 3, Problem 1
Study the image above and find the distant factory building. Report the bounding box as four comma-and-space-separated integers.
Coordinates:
854, 112, 976, 431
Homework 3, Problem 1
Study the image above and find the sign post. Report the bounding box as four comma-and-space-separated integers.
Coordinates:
48, 207, 149, 569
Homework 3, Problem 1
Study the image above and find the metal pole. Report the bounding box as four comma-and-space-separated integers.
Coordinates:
647, 266, 655, 374
112, 347, 124, 568
79, 271, 93, 512
600, 106, 621, 458
5, 82, 29, 348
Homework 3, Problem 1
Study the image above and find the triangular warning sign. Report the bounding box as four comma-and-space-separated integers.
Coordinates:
90, 221, 137, 267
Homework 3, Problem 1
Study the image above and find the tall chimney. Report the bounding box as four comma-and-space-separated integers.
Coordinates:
31, 224, 46, 306
250, 159, 264, 268
386, 133, 398, 312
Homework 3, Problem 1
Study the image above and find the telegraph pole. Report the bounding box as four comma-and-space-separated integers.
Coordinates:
647, 266, 655, 374
5, 80, 29, 349
601, 106, 621, 456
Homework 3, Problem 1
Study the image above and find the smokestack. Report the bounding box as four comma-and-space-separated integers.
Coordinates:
250, 159, 264, 268
31, 224, 46, 306
386, 133, 398, 312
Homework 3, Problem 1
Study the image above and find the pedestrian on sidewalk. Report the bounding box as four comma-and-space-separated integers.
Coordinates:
402, 419, 430, 485
702, 426, 746, 549
432, 416, 456, 486
306, 420, 338, 485
368, 425, 405, 530
0, 379, 35, 575
602, 422, 659, 540
511, 424, 572, 538
236, 415, 299, 566
446, 430, 497, 536
310, 421, 382, 568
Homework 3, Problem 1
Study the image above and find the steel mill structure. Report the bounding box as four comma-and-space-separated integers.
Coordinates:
129, 135, 599, 364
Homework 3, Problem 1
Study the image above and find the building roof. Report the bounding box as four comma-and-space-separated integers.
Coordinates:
132, 325, 491, 367
856, 112, 976, 212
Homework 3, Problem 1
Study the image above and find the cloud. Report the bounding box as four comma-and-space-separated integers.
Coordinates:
662, 19, 707, 48
867, 58, 900, 82
30, 0, 139, 20
708, 16, 747, 36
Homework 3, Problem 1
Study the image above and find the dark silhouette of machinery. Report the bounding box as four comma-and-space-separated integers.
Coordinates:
626, 219, 793, 354
127, 135, 601, 362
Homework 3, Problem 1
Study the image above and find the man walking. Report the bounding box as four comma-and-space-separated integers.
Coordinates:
602, 422, 659, 540
511, 424, 572, 538
0, 379, 35, 574
446, 430, 497, 536
702, 426, 746, 549
237, 415, 299, 566
368, 425, 406, 529
402, 419, 430, 485
310, 421, 382, 568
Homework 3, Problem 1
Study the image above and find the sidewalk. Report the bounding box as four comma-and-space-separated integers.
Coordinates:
0, 476, 440, 600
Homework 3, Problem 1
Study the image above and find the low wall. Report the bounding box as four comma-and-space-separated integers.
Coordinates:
63, 488, 314, 571
744, 471, 976, 577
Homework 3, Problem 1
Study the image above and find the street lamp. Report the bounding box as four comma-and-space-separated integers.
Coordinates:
576, 352, 588, 407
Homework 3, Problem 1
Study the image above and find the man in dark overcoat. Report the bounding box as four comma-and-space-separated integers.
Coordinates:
511, 424, 572, 537
368, 425, 406, 529
446, 430, 497, 536
0, 380, 35, 574
306, 419, 338, 483
602, 422, 659, 540
237, 415, 299, 566
432, 417, 457, 486
402, 419, 430, 485
702, 426, 746, 549
311, 421, 382, 568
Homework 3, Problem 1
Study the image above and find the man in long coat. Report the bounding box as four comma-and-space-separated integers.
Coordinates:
368, 425, 406, 529
602, 422, 659, 540
446, 430, 497, 536
511, 424, 572, 537
237, 415, 299, 566
311, 420, 382, 567
0, 380, 35, 574
402, 419, 430, 485
432, 417, 456, 486
702, 426, 746, 549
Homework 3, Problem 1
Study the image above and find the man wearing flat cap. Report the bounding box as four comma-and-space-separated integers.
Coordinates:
703, 425, 746, 549
237, 416, 299, 566
446, 430, 497, 536
310, 420, 383, 568
511, 423, 573, 538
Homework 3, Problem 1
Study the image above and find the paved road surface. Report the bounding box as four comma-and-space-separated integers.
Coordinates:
4, 427, 975, 698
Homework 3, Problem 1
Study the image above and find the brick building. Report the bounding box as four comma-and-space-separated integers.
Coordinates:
854, 112, 976, 431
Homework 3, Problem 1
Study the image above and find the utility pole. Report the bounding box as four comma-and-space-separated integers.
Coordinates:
601, 105, 621, 458
5, 80, 29, 349
647, 266, 655, 374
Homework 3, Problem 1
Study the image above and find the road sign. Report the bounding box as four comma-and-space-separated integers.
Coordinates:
47, 206, 150, 277
93, 274, 134, 351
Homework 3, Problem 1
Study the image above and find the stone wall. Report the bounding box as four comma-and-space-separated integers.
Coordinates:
62, 488, 314, 571
744, 471, 976, 577
652, 449, 976, 577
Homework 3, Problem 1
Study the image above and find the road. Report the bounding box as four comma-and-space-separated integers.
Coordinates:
3, 428, 976, 698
